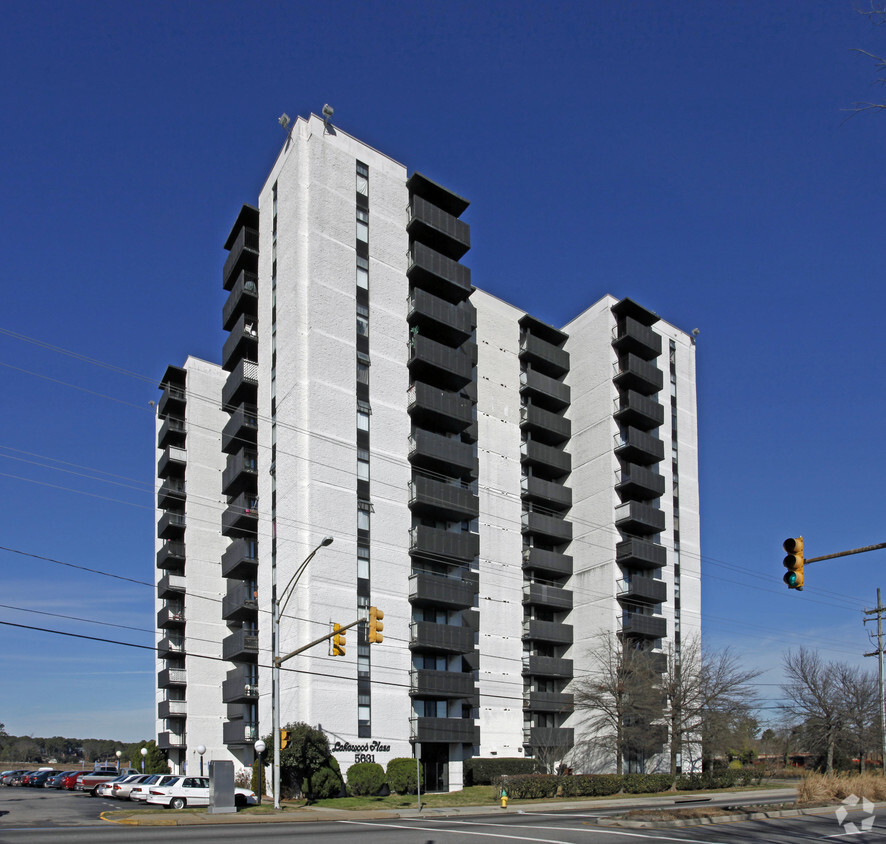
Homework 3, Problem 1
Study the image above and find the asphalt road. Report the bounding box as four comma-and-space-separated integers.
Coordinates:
2, 786, 883, 844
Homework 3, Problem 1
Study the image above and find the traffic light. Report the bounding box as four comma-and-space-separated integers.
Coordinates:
280, 729, 291, 750
783, 537, 804, 590
369, 606, 384, 644
332, 623, 346, 656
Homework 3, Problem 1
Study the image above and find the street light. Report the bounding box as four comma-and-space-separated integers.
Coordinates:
140, 746, 147, 773
196, 745, 206, 777
115, 750, 121, 770
254, 739, 266, 805
272, 535, 334, 809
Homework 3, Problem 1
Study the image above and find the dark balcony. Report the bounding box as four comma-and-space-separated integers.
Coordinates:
524, 727, 574, 749
222, 406, 258, 453
157, 572, 186, 599
622, 613, 667, 640
522, 656, 573, 680
222, 313, 258, 371
410, 717, 478, 745
409, 621, 474, 653
157, 667, 187, 688
222, 450, 258, 496
523, 620, 573, 645
520, 440, 571, 479
157, 479, 186, 509
157, 605, 185, 629
522, 510, 573, 544
408, 172, 470, 217
520, 368, 570, 411
616, 538, 667, 570
221, 538, 258, 580
410, 525, 479, 563
618, 575, 667, 605
222, 270, 258, 331
408, 195, 470, 261
409, 428, 475, 479
615, 501, 666, 535
222, 629, 259, 661
519, 333, 569, 378
222, 666, 258, 703
408, 382, 473, 432
613, 316, 662, 361
157, 511, 185, 540
616, 464, 665, 501
407, 242, 472, 302
408, 335, 473, 390
157, 541, 185, 569
157, 385, 186, 420
409, 571, 477, 609
614, 354, 663, 396
157, 416, 186, 449
157, 446, 186, 479
615, 427, 665, 466
221, 493, 258, 538
410, 669, 475, 699
223, 720, 259, 745
222, 581, 258, 621
222, 225, 259, 291
158, 699, 187, 720
523, 582, 573, 611
408, 288, 475, 344
157, 731, 187, 749
521, 476, 571, 511
523, 691, 574, 713
157, 634, 185, 659
520, 403, 570, 445
409, 476, 478, 521
222, 359, 259, 409
614, 390, 664, 431
522, 547, 573, 578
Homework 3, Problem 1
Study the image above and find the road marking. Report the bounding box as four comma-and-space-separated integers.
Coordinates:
340, 819, 571, 842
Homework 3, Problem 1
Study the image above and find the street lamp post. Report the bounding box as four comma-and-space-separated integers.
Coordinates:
272, 535, 334, 810
196, 745, 206, 777
140, 746, 147, 773
115, 750, 121, 770
254, 739, 266, 805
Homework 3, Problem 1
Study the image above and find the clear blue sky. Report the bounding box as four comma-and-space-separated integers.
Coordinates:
1, 0, 883, 741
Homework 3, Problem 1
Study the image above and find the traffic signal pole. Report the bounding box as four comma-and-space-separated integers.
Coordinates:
864, 589, 886, 772
275, 616, 364, 667
804, 542, 886, 565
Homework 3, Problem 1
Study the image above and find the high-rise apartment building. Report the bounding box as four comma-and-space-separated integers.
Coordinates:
154, 112, 700, 789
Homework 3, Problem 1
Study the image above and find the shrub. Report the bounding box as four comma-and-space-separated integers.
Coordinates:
309, 762, 344, 799
387, 757, 423, 794
465, 757, 544, 786
245, 761, 266, 794
347, 761, 386, 796
622, 773, 675, 793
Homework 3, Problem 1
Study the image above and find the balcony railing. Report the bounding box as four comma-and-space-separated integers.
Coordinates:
613, 354, 663, 396
222, 406, 258, 453
612, 316, 662, 361
407, 381, 473, 431
222, 270, 258, 331
616, 538, 667, 570
614, 427, 665, 466
407, 241, 472, 300
622, 612, 667, 640
616, 463, 665, 501
157, 416, 186, 449
409, 571, 477, 609
221, 538, 258, 579
157, 605, 185, 628
157, 572, 186, 599
522, 582, 573, 611
408, 288, 475, 342
157, 446, 187, 479
519, 368, 570, 411
409, 475, 478, 521
519, 332, 569, 378
520, 440, 571, 478
158, 699, 187, 719
409, 621, 474, 653
522, 655, 573, 679
407, 195, 471, 261
409, 716, 478, 744
157, 668, 187, 688
157, 511, 186, 539
409, 669, 475, 699
222, 450, 258, 496
522, 547, 573, 577
222, 359, 259, 409
614, 501, 665, 535
221, 313, 258, 371
409, 525, 479, 563
408, 429, 475, 477
521, 475, 572, 511
157, 731, 187, 749
222, 629, 259, 661
408, 335, 473, 389
617, 575, 667, 604
519, 403, 571, 445
523, 691, 575, 713
521, 510, 573, 544
157, 541, 185, 569
222, 720, 259, 745
222, 225, 259, 290
523, 727, 574, 749
221, 493, 259, 538
613, 390, 664, 431
222, 581, 258, 621
522, 619, 574, 645
157, 634, 185, 658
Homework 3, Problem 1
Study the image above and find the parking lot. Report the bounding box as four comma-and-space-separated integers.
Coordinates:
0, 782, 153, 828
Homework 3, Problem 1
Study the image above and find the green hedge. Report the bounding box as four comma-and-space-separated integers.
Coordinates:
309, 761, 344, 799
494, 772, 682, 799
386, 757, 423, 794
346, 761, 386, 796
465, 757, 543, 786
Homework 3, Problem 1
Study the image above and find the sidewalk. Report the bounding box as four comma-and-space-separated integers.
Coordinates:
104, 786, 800, 827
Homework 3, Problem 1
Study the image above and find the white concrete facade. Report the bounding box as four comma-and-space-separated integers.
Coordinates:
154, 114, 701, 786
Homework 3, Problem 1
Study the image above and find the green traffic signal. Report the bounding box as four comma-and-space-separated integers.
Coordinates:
783, 537, 804, 590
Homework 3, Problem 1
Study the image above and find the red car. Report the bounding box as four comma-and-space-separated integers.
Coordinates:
63, 771, 90, 790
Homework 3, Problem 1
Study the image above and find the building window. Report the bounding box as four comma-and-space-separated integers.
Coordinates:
357, 501, 371, 532
357, 449, 370, 481
356, 161, 369, 195
357, 409, 370, 431
356, 256, 369, 289
357, 546, 370, 579
357, 303, 369, 337
357, 361, 369, 385
356, 209, 369, 242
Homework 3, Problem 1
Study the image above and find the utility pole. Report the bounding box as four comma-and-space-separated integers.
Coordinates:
863, 588, 886, 771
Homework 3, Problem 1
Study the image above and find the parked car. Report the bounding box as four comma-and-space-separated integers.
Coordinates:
80, 767, 139, 795
46, 771, 76, 788
129, 775, 179, 802
95, 774, 135, 798
110, 774, 152, 800
63, 771, 90, 790
1, 770, 28, 786
27, 771, 55, 787
146, 776, 256, 809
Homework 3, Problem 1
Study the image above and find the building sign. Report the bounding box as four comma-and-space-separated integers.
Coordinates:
330, 740, 392, 765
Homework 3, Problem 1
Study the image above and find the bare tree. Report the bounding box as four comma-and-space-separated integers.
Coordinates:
573, 634, 666, 775
781, 648, 855, 774
662, 636, 760, 776
835, 663, 879, 772
847, 4, 886, 117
